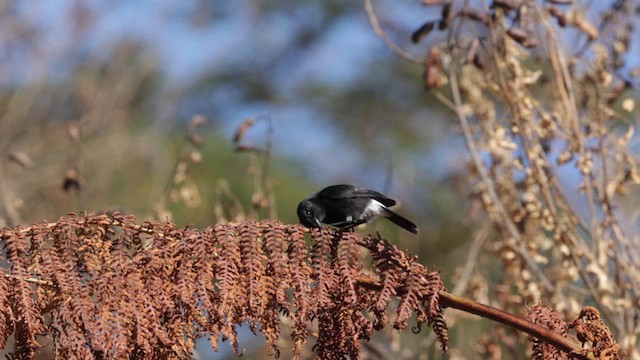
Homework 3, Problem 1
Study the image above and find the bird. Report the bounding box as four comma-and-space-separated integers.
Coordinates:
297, 184, 418, 234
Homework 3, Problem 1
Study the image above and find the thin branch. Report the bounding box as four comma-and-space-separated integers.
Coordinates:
0, 162, 21, 227
4, 273, 53, 286
438, 292, 594, 360
363, 0, 424, 64
450, 222, 489, 296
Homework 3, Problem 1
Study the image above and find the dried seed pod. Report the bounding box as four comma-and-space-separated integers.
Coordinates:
622, 98, 635, 112
548, 6, 567, 27
606, 81, 631, 104
189, 114, 206, 129
439, 3, 452, 30
507, 27, 528, 42
465, 38, 480, 64
492, 0, 518, 11
234, 144, 262, 153
459, 9, 489, 23
66, 121, 81, 143
473, 54, 485, 70
568, 11, 598, 40
63, 169, 81, 191
187, 132, 204, 148
507, 27, 538, 48
233, 118, 255, 144
411, 21, 436, 44
423, 47, 444, 91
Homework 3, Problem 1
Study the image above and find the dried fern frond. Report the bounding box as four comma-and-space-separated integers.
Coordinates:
0, 213, 448, 359
525, 303, 571, 360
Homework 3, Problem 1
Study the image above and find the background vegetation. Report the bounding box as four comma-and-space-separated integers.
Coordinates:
0, 0, 638, 358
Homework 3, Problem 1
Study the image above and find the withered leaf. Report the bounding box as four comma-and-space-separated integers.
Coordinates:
233, 118, 256, 144
411, 21, 436, 44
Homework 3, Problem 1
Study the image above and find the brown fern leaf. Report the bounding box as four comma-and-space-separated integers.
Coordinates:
431, 311, 449, 352
337, 232, 364, 299
286, 224, 313, 358
49, 218, 96, 358
367, 237, 402, 330
261, 221, 289, 357
394, 260, 423, 331
358, 233, 449, 353
0, 236, 15, 347
422, 270, 448, 352
262, 221, 290, 309
239, 221, 267, 334
309, 227, 338, 310
314, 309, 346, 360
0, 215, 450, 359
570, 306, 621, 359
321, 232, 372, 358
339, 232, 372, 343
524, 304, 570, 360
6, 227, 47, 359
213, 223, 243, 355
192, 227, 221, 347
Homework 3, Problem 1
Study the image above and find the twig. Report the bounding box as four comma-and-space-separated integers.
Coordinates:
438, 292, 594, 360
363, 0, 424, 64
0, 163, 21, 227
450, 222, 489, 296
4, 273, 53, 286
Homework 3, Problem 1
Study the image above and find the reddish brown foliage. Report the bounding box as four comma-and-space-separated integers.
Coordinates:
0, 213, 448, 359
525, 304, 571, 360
524, 304, 621, 360
570, 307, 621, 359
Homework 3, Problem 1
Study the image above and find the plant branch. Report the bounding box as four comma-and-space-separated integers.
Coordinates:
356, 276, 593, 360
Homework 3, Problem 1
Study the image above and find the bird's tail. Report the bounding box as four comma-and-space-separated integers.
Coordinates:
382, 208, 418, 234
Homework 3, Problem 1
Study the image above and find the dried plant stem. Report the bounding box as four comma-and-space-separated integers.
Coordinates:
363, 0, 423, 64
543, 15, 602, 251
4, 273, 53, 286
357, 275, 592, 359
437, 292, 594, 360
446, 48, 554, 292
0, 163, 21, 227
15, 217, 170, 241
450, 222, 489, 296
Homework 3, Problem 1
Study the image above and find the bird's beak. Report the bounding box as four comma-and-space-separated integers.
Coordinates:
313, 217, 323, 229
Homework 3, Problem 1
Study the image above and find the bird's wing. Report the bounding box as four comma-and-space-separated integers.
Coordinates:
316, 184, 396, 207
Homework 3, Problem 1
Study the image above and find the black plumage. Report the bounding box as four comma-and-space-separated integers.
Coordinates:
297, 184, 418, 234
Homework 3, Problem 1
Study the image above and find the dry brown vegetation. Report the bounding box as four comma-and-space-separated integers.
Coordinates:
0, 213, 449, 359
0, 213, 623, 359
0, 0, 638, 358
377, 0, 637, 358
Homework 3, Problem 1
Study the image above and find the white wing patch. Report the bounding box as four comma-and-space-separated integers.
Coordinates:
363, 200, 385, 219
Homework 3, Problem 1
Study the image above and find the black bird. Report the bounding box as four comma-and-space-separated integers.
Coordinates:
297, 184, 418, 234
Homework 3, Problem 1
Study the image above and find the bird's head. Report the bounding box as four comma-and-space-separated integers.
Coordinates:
297, 199, 325, 229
